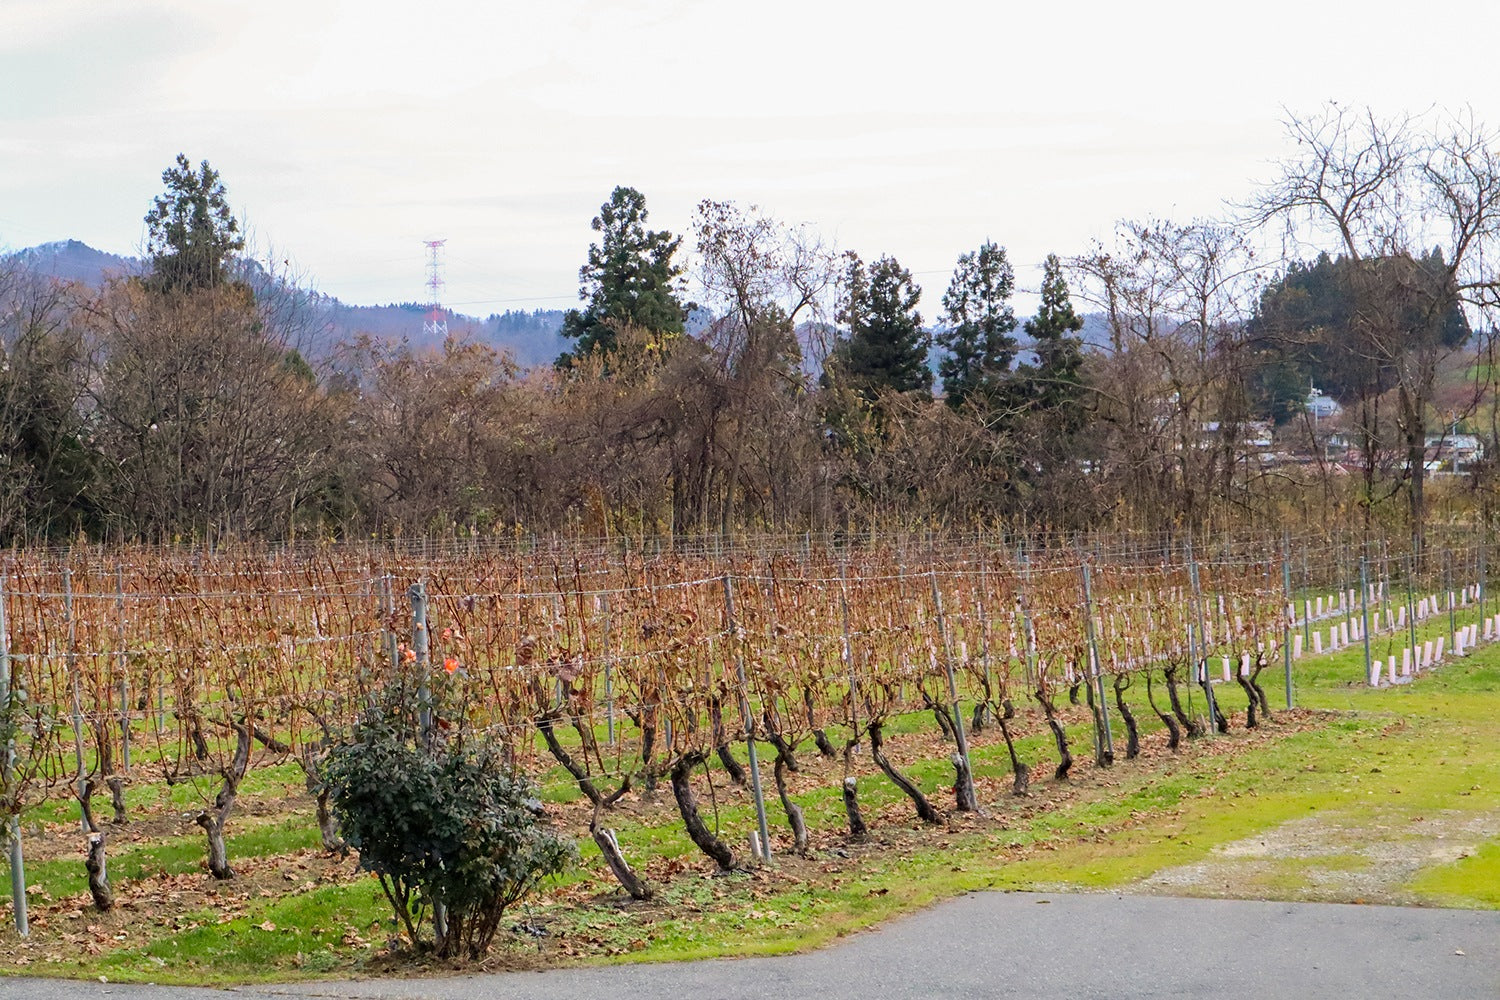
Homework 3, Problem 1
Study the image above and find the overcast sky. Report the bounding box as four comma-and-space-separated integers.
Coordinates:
3, 0, 1497, 319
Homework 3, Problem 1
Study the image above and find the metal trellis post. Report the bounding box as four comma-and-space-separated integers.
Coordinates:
1, 576, 29, 937
723, 576, 773, 863
929, 571, 977, 806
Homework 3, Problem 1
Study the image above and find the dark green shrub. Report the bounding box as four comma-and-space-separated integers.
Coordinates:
325, 723, 575, 959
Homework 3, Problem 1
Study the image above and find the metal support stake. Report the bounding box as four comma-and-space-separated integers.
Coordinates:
115, 568, 129, 775
1480, 538, 1488, 623
409, 581, 431, 745
1080, 563, 1114, 760
1282, 549, 1294, 710
1446, 549, 1456, 655
929, 571, 977, 805
977, 556, 994, 725
1, 576, 29, 937
1187, 543, 1216, 737
407, 579, 445, 941
838, 565, 858, 745
64, 570, 87, 831
602, 596, 615, 746
723, 576, 773, 863
1359, 557, 1373, 684
1407, 553, 1418, 666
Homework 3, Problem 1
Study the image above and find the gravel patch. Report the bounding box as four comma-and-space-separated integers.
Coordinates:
1137, 807, 1499, 903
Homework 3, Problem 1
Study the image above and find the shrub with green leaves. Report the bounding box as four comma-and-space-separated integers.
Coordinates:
325, 723, 575, 959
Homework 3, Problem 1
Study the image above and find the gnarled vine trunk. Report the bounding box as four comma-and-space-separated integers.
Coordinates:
995, 713, 1030, 795
537, 713, 604, 807
85, 832, 113, 911
1035, 688, 1073, 780
772, 755, 809, 854
805, 687, 836, 758
1083, 674, 1115, 767
590, 802, 652, 900
1163, 666, 1203, 738
669, 751, 736, 871
1201, 677, 1229, 734
1145, 672, 1182, 750
1113, 675, 1140, 759
842, 777, 867, 840
1236, 669, 1260, 729
709, 698, 747, 785
195, 720, 250, 880
950, 752, 978, 813
868, 721, 942, 824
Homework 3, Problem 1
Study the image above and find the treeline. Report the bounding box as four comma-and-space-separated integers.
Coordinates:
3, 106, 1500, 545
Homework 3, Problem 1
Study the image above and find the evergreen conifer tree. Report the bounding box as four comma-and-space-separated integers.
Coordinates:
832, 253, 929, 398
558, 186, 685, 367
936, 241, 1017, 409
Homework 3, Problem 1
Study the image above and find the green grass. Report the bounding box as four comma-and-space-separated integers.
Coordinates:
1407, 840, 1500, 908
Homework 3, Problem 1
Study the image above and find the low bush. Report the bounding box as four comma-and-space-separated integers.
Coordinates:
325, 719, 575, 959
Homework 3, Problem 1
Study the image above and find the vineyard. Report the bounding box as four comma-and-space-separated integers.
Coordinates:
0, 529, 1493, 978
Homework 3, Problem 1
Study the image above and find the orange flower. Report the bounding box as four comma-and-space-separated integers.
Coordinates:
403, 648, 417, 663
443, 657, 461, 674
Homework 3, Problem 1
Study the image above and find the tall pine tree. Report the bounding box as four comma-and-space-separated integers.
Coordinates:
143, 155, 245, 295
557, 186, 686, 367
831, 253, 929, 398
1018, 254, 1086, 432
936, 241, 1017, 409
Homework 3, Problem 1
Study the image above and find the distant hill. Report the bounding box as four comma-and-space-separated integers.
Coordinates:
4, 240, 568, 368
10, 239, 140, 285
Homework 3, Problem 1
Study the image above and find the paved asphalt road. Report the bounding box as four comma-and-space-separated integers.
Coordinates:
2, 892, 1496, 1000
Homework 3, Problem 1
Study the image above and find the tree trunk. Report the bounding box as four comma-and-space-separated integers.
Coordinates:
537, 714, 604, 807
996, 715, 1030, 795
1249, 662, 1272, 719
1201, 679, 1230, 734
709, 698, 748, 784
189, 717, 210, 761
716, 743, 747, 785
196, 810, 233, 880
772, 756, 809, 855
639, 711, 658, 794
1083, 674, 1115, 767
923, 690, 956, 741
669, 752, 736, 871
842, 777, 867, 840
1035, 689, 1072, 780
195, 720, 250, 880
1164, 667, 1203, 738
950, 752, 978, 813
805, 687, 836, 758
85, 832, 113, 911
590, 804, 652, 901
106, 776, 127, 824
970, 703, 986, 735
297, 750, 346, 854
868, 721, 942, 824
1146, 672, 1182, 750
1236, 672, 1260, 729
1113, 675, 1141, 760
762, 710, 800, 773
79, 777, 100, 833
